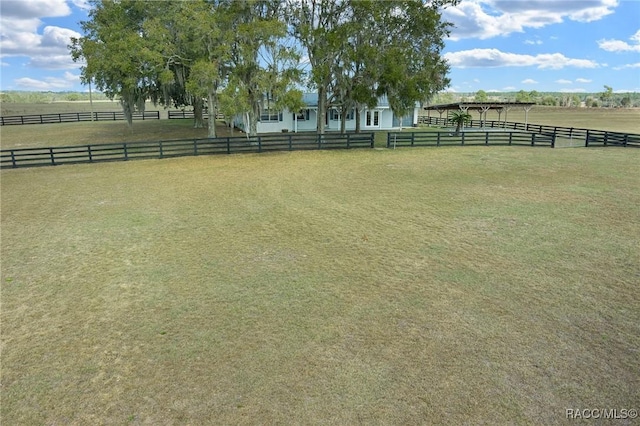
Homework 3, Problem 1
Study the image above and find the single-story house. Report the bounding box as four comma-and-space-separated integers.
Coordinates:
232, 93, 419, 134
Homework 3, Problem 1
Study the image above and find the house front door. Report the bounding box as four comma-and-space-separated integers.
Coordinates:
366, 110, 380, 127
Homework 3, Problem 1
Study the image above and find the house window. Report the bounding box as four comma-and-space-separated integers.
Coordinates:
366, 110, 379, 126
260, 109, 282, 122
330, 108, 354, 121
295, 109, 310, 121
260, 94, 282, 122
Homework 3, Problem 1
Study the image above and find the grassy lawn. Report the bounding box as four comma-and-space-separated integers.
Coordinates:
2, 147, 638, 424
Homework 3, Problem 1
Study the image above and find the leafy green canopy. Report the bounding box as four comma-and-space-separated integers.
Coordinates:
70, 0, 457, 133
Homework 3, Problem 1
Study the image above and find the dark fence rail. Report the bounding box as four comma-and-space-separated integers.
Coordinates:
0, 132, 374, 169
584, 129, 640, 147
417, 116, 639, 147
387, 131, 555, 149
0, 111, 160, 126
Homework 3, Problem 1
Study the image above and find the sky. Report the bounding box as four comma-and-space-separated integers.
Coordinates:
0, 0, 639, 94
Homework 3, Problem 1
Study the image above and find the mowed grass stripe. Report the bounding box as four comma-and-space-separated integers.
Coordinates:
1, 147, 639, 424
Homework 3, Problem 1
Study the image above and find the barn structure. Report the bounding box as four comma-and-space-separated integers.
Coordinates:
423, 102, 537, 127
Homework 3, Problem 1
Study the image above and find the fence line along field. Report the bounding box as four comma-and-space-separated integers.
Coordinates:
2, 147, 638, 424
422, 106, 640, 134
0, 100, 166, 117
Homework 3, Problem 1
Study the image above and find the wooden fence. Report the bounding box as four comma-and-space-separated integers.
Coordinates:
167, 110, 225, 120
0, 132, 375, 169
0, 111, 160, 126
387, 131, 555, 148
417, 116, 639, 147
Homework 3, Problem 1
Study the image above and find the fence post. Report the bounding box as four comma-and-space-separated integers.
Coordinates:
193, 139, 198, 155
347, 133, 351, 149
50, 147, 55, 165
508, 132, 513, 145
437, 132, 441, 146
411, 132, 415, 146
88, 145, 93, 162
258, 136, 262, 153
288, 134, 292, 151
461, 132, 465, 146
10, 150, 16, 168
123, 143, 128, 160
386, 133, 391, 148
318, 134, 322, 149
551, 133, 556, 148
370, 133, 374, 148
531, 133, 535, 146
227, 137, 231, 154
624, 134, 628, 147
604, 132, 609, 146
485, 132, 489, 145
585, 130, 590, 147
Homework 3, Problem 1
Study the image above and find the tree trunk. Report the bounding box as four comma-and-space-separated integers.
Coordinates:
355, 106, 361, 133
193, 97, 205, 128
317, 86, 326, 134
340, 105, 347, 133
207, 90, 217, 138
120, 98, 134, 130
248, 103, 259, 137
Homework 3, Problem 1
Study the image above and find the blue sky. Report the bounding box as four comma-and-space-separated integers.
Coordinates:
1, 0, 639, 94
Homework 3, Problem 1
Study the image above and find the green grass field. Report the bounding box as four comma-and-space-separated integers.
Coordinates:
2, 146, 639, 424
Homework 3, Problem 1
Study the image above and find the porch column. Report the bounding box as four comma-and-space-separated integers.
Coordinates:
523, 105, 533, 128
479, 105, 491, 129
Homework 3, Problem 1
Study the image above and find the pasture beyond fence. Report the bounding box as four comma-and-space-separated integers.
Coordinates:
0, 111, 160, 126
0, 133, 374, 169
418, 116, 640, 147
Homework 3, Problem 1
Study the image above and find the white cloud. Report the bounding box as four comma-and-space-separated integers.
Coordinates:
575, 78, 592, 83
525, 39, 543, 45
0, 0, 80, 70
522, 79, 538, 84
14, 71, 80, 90
613, 62, 640, 70
70, 0, 92, 11
555, 79, 573, 84
598, 29, 640, 52
0, 0, 71, 19
444, 48, 600, 69
444, 0, 619, 41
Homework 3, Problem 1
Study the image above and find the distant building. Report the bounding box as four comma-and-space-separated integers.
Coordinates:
232, 93, 419, 134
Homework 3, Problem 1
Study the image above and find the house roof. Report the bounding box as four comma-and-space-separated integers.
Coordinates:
302, 93, 416, 109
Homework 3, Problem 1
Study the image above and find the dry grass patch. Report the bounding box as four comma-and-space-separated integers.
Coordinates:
1, 147, 639, 424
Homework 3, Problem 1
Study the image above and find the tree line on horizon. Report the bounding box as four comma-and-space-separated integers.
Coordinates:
69, 0, 458, 137
433, 87, 639, 108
